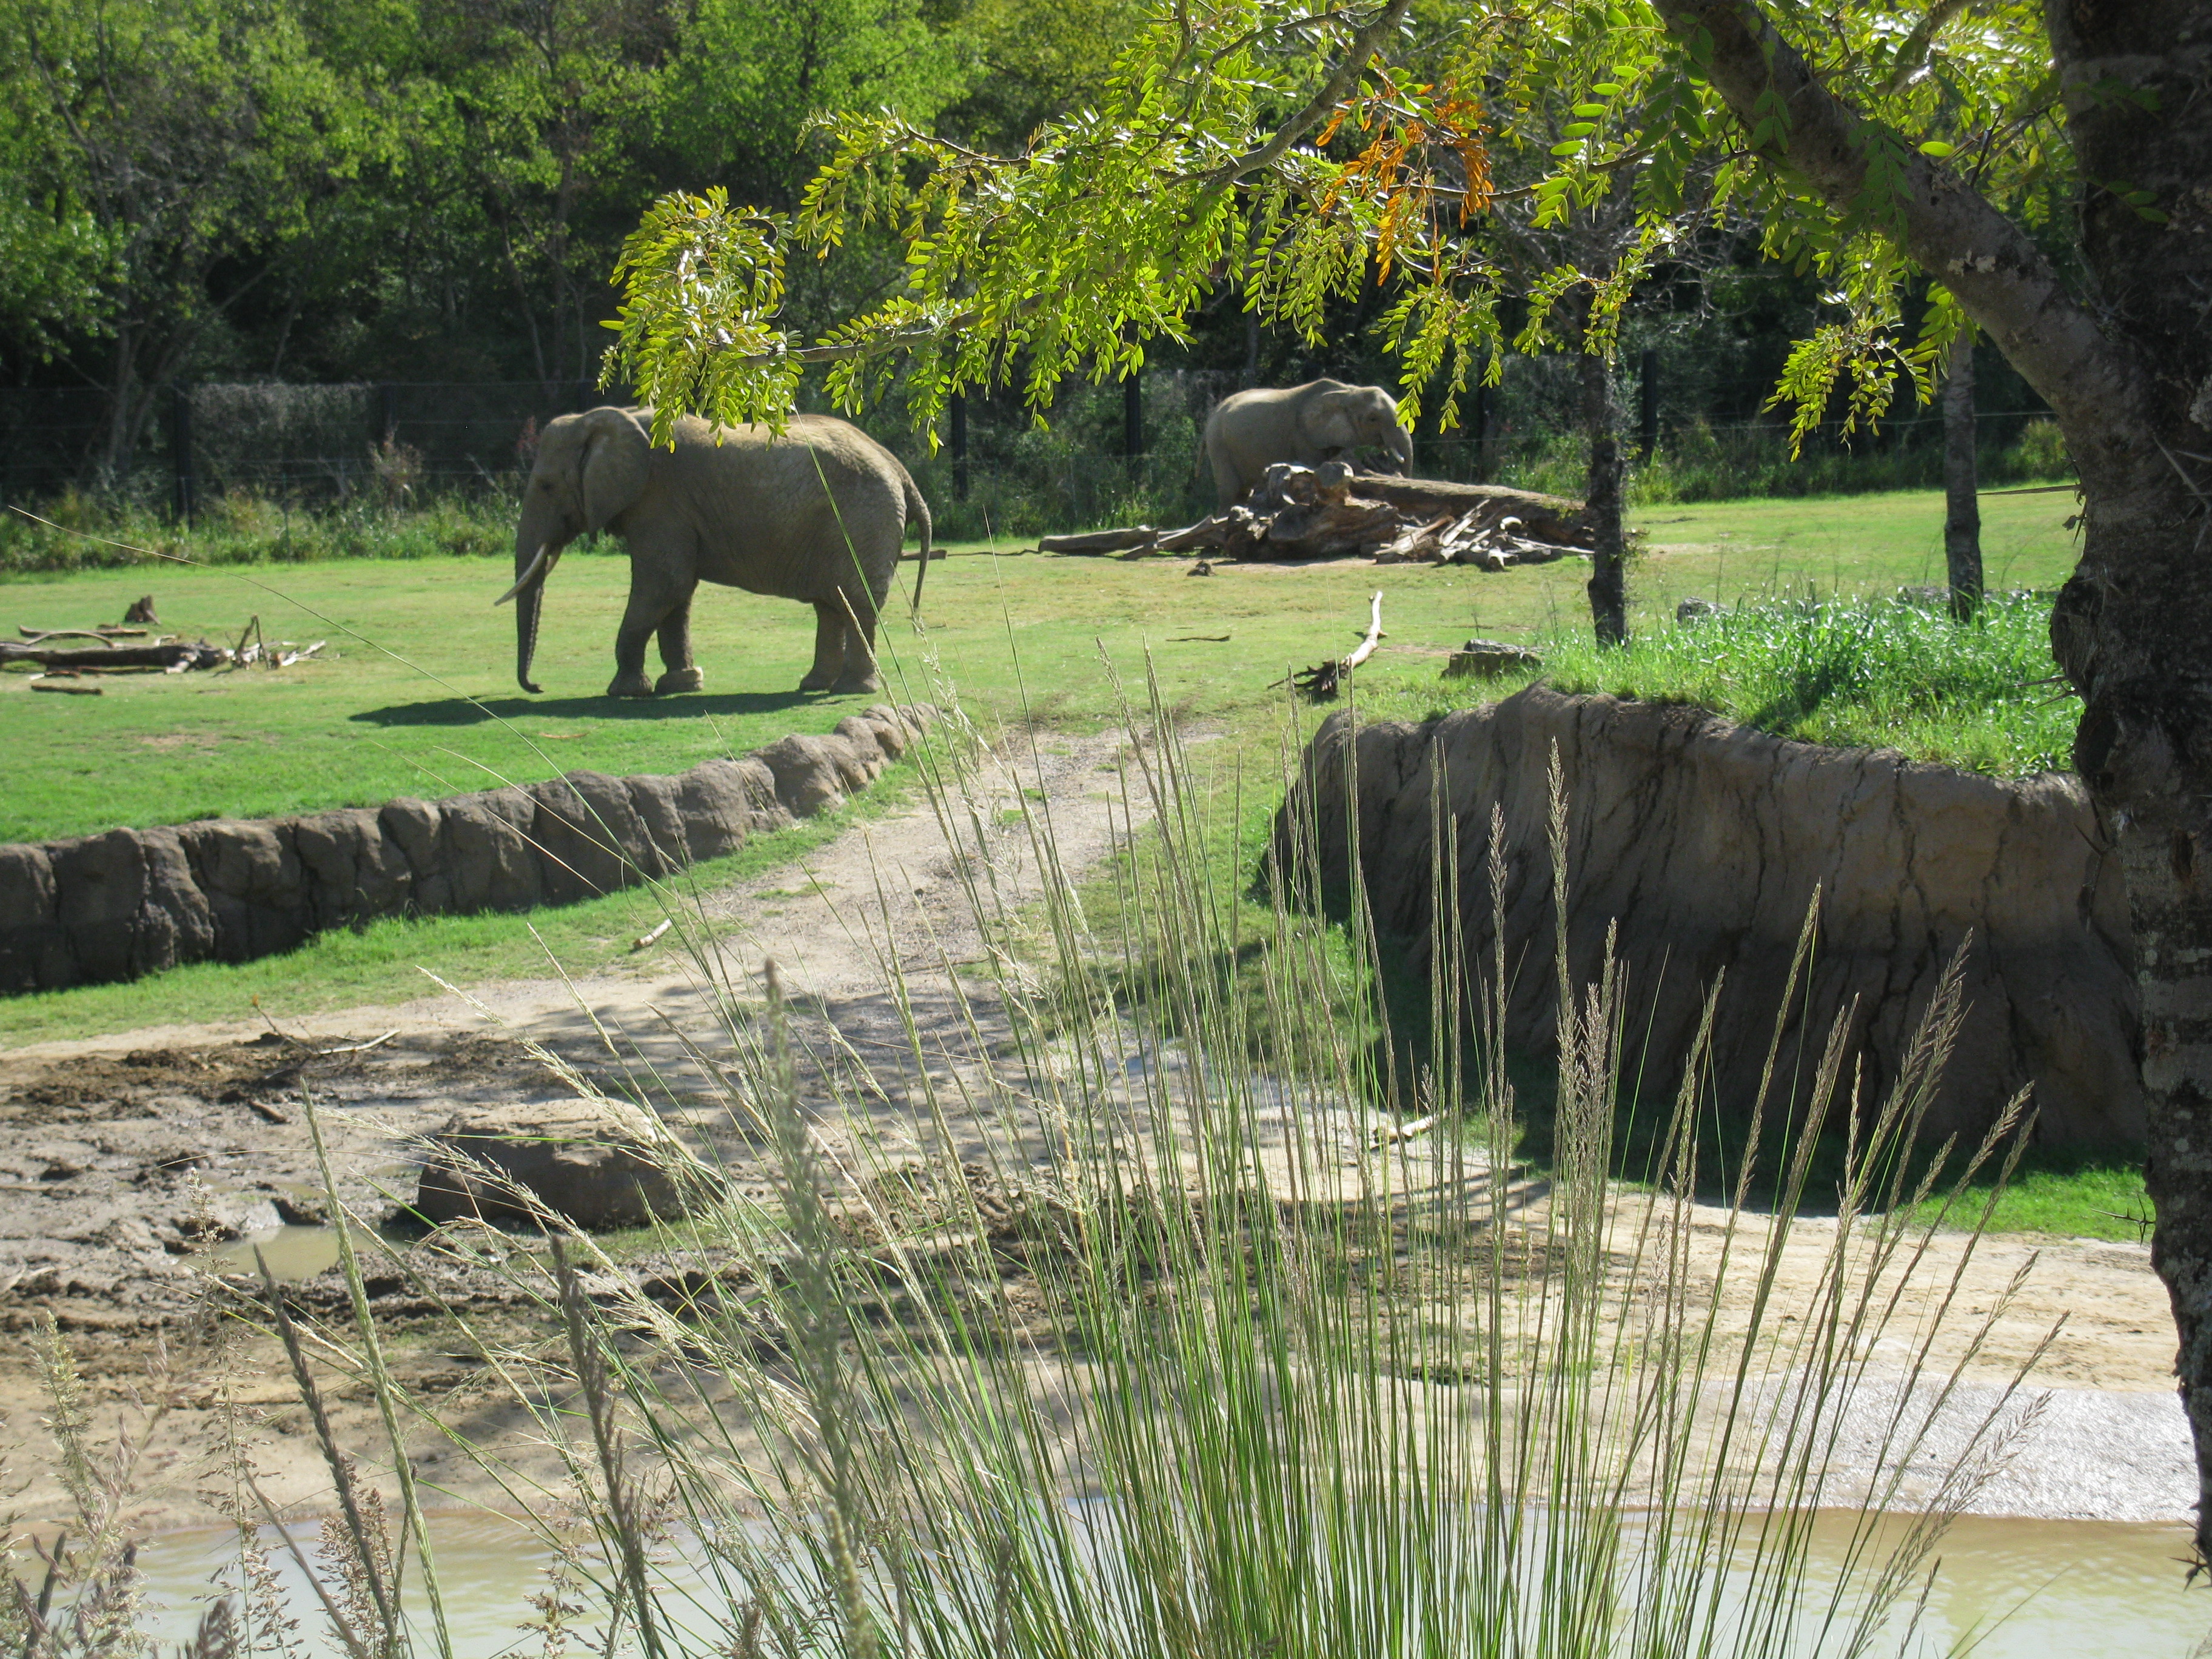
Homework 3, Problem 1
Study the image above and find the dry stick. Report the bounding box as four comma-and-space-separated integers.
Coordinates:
631, 917, 674, 952
29, 681, 101, 695
1344, 589, 1385, 671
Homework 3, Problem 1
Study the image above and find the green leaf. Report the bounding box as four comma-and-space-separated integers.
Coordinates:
1573, 103, 1608, 118
1591, 84, 1621, 96
1562, 122, 1598, 138
1917, 141, 1956, 158
1550, 139, 1586, 156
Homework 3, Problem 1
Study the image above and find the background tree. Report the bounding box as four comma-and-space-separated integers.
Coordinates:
4, 0, 362, 471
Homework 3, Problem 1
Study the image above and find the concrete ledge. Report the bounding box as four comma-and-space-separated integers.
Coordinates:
1275, 685, 2139, 1148
0, 704, 933, 995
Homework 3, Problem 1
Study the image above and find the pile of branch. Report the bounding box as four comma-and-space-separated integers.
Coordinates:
1142, 464, 1594, 566
1, 605, 325, 680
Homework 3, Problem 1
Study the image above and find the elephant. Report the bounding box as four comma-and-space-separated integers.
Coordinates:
500, 405, 932, 698
1201, 379, 1413, 509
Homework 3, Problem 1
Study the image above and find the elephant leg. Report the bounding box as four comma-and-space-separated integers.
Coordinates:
1209, 443, 1247, 510
800, 604, 846, 691
653, 597, 703, 694
609, 571, 688, 699
833, 595, 882, 694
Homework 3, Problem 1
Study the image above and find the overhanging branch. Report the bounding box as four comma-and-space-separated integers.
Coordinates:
1654, 0, 2147, 451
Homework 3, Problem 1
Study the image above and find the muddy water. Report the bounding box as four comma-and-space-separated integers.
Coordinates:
119, 1510, 2210, 1656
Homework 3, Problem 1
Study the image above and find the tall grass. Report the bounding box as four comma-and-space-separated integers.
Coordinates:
1527, 590, 2078, 777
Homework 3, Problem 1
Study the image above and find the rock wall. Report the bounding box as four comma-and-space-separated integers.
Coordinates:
1277, 686, 2140, 1148
0, 705, 931, 995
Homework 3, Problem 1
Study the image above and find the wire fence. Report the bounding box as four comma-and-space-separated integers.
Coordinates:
0, 361, 2065, 540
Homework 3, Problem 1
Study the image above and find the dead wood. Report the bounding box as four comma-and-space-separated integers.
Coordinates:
123, 595, 159, 625
0, 640, 229, 671
1285, 591, 1385, 699
1039, 527, 1158, 554
30, 680, 102, 695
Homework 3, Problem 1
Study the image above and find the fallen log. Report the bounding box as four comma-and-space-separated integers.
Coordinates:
1039, 526, 1158, 554
18, 626, 149, 643
30, 679, 102, 695
0, 640, 228, 671
1349, 475, 1591, 549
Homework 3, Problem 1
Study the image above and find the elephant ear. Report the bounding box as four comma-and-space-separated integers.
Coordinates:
1301, 393, 1361, 453
578, 406, 651, 532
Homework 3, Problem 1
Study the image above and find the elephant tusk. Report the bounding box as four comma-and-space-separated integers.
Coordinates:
495, 545, 555, 606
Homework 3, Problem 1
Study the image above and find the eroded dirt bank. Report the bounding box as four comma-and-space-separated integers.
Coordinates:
1280, 685, 2139, 1147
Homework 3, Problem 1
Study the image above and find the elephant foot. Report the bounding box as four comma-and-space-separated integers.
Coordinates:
832, 671, 882, 695
655, 666, 705, 694
606, 670, 657, 699
798, 672, 839, 692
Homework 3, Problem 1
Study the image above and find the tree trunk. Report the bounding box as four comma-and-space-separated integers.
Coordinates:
1578, 298, 1626, 647
1943, 332, 1982, 619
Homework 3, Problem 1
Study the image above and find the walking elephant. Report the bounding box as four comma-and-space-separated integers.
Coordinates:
1201, 380, 1413, 508
500, 406, 931, 697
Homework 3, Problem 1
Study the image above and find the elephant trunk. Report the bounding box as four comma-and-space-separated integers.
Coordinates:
506, 501, 568, 692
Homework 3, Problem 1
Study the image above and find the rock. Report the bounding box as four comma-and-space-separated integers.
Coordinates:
529, 772, 650, 902
754, 734, 851, 817
1675, 597, 1721, 624
1275, 683, 2139, 1148
623, 773, 691, 873
668, 759, 760, 860
181, 819, 306, 962
437, 788, 543, 912
1444, 640, 1543, 678
0, 843, 64, 993
292, 808, 412, 927
414, 1098, 716, 1230
380, 798, 447, 910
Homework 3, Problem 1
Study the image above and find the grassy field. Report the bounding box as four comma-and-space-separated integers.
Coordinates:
0, 482, 2079, 842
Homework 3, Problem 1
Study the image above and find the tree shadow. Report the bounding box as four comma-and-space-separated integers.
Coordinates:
349, 689, 833, 728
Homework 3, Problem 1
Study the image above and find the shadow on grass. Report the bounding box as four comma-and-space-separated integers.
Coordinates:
350, 688, 831, 726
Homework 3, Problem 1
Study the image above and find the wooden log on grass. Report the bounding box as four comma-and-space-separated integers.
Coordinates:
1039, 526, 1158, 554
0, 640, 227, 671
1285, 591, 1385, 700
1349, 475, 1592, 549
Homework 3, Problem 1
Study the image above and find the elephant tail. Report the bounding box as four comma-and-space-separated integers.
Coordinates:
904, 469, 933, 613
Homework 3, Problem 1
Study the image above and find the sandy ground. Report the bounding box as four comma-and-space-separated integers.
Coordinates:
0, 722, 2194, 1541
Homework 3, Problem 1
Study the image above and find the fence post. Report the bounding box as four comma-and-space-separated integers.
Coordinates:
1640, 348, 1659, 463
950, 392, 969, 501
170, 385, 195, 524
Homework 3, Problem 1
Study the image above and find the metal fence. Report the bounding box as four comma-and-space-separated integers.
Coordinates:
0, 380, 605, 512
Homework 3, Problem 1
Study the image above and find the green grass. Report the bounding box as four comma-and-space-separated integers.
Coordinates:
0, 481, 2083, 1047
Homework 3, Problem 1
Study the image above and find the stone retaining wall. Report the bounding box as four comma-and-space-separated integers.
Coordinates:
1277, 686, 2140, 1148
0, 705, 932, 994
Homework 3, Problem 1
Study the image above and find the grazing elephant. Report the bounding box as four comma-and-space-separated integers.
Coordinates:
1201, 379, 1413, 508
501, 406, 931, 697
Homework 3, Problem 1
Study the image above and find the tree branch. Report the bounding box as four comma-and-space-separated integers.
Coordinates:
1654, 0, 2148, 455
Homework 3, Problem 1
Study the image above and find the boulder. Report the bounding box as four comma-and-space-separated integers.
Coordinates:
438, 787, 542, 913
1443, 640, 1543, 678
529, 772, 649, 902
754, 734, 851, 818
669, 760, 758, 862
623, 773, 690, 874
414, 1098, 715, 1230
181, 819, 307, 962
380, 798, 447, 911
0, 843, 64, 993
292, 808, 413, 927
